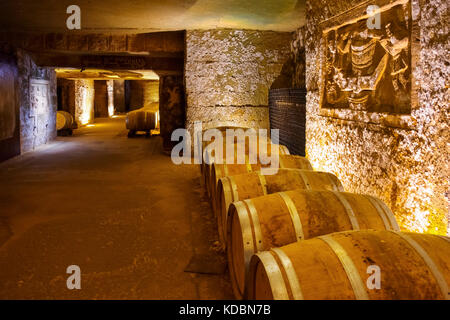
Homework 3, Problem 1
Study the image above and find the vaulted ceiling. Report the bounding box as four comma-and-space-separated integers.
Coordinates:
0, 0, 306, 33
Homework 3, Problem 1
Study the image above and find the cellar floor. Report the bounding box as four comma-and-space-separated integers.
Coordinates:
0, 116, 233, 299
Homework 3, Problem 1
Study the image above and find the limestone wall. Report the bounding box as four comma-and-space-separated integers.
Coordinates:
129, 80, 159, 112
74, 80, 95, 126
185, 29, 292, 134
298, 0, 449, 234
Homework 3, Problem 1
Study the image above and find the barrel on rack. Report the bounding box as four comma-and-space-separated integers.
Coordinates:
209, 153, 309, 212
56, 111, 74, 130
126, 107, 158, 137
216, 169, 343, 245
227, 190, 400, 299
246, 230, 450, 300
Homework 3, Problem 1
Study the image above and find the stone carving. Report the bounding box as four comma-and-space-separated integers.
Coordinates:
30, 79, 51, 143
320, 0, 411, 114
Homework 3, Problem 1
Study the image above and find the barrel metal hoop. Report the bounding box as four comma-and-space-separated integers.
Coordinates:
220, 177, 233, 219
278, 192, 304, 241
234, 201, 257, 273
257, 173, 268, 195
297, 171, 311, 190
228, 175, 239, 203
363, 195, 392, 231
279, 156, 285, 169
331, 191, 360, 230
272, 248, 304, 300
319, 235, 369, 300
327, 173, 344, 192
391, 232, 449, 300
255, 251, 290, 300
435, 235, 450, 244
244, 199, 264, 252
375, 198, 400, 231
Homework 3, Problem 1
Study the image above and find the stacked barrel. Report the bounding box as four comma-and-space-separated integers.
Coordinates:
199, 126, 450, 300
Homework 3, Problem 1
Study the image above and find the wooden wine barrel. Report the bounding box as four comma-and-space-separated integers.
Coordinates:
126, 107, 158, 132
56, 111, 74, 130
208, 152, 307, 213
227, 190, 400, 299
216, 169, 343, 245
197, 126, 250, 176
204, 142, 291, 199
246, 230, 450, 300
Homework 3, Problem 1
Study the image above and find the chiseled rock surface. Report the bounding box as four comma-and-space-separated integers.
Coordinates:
298, 0, 449, 234
185, 29, 291, 134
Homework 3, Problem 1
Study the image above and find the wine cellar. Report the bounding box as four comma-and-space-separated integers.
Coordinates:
0, 0, 448, 301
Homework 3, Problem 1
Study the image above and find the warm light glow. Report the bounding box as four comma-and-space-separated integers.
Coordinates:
86, 124, 95, 128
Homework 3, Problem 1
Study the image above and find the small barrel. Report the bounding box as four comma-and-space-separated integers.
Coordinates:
216, 169, 343, 245
246, 230, 450, 300
56, 111, 74, 130
227, 190, 400, 299
126, 108, 158, 132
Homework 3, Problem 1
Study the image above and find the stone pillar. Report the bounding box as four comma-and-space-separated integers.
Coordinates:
159, 75, 185, 153
113, 80, 126, 113
94, 80, 109, 118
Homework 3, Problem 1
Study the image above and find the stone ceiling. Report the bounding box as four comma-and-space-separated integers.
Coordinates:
0, 0, 306, 33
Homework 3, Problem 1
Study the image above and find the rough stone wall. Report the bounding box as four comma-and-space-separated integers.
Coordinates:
74, 79, 95, 126
113, 80, 126, 113
185, 29, 292, 135
57, 78, 76, 116
0, 46, 20, 161
160, 75, 185, 152
128, 80, 160, 112
17, 49, 57, 153
299, 0, 449, 235
143, 80, 159, 108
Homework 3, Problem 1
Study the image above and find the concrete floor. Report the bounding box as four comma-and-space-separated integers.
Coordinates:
0, 116, 233, 299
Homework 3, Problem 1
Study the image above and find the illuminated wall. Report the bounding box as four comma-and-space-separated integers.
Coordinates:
129, 80, 159, 112
74, 80, 95, 126
299, 0, 449, 235
107, 80, 114, 117
185, 29, 292, 135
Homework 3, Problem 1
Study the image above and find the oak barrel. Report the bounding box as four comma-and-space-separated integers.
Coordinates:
209, 153, 309, 212
246, 230, 450, 300
197, 126, 250, 176
227, 190, 400, 299
216, 169, 343, 245
56, 111, 74, 130
204, 142, 291, 199
126, 107, 158, 132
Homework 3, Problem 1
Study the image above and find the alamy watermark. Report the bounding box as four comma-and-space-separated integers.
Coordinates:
66, 265, 81, 290
170, 122, 281, 175
66, 5, 81, 30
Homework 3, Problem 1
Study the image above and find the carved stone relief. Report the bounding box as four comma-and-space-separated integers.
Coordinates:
320, 0, 411, 114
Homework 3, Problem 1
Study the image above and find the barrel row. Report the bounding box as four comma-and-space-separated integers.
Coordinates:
198, 126, 450, 300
